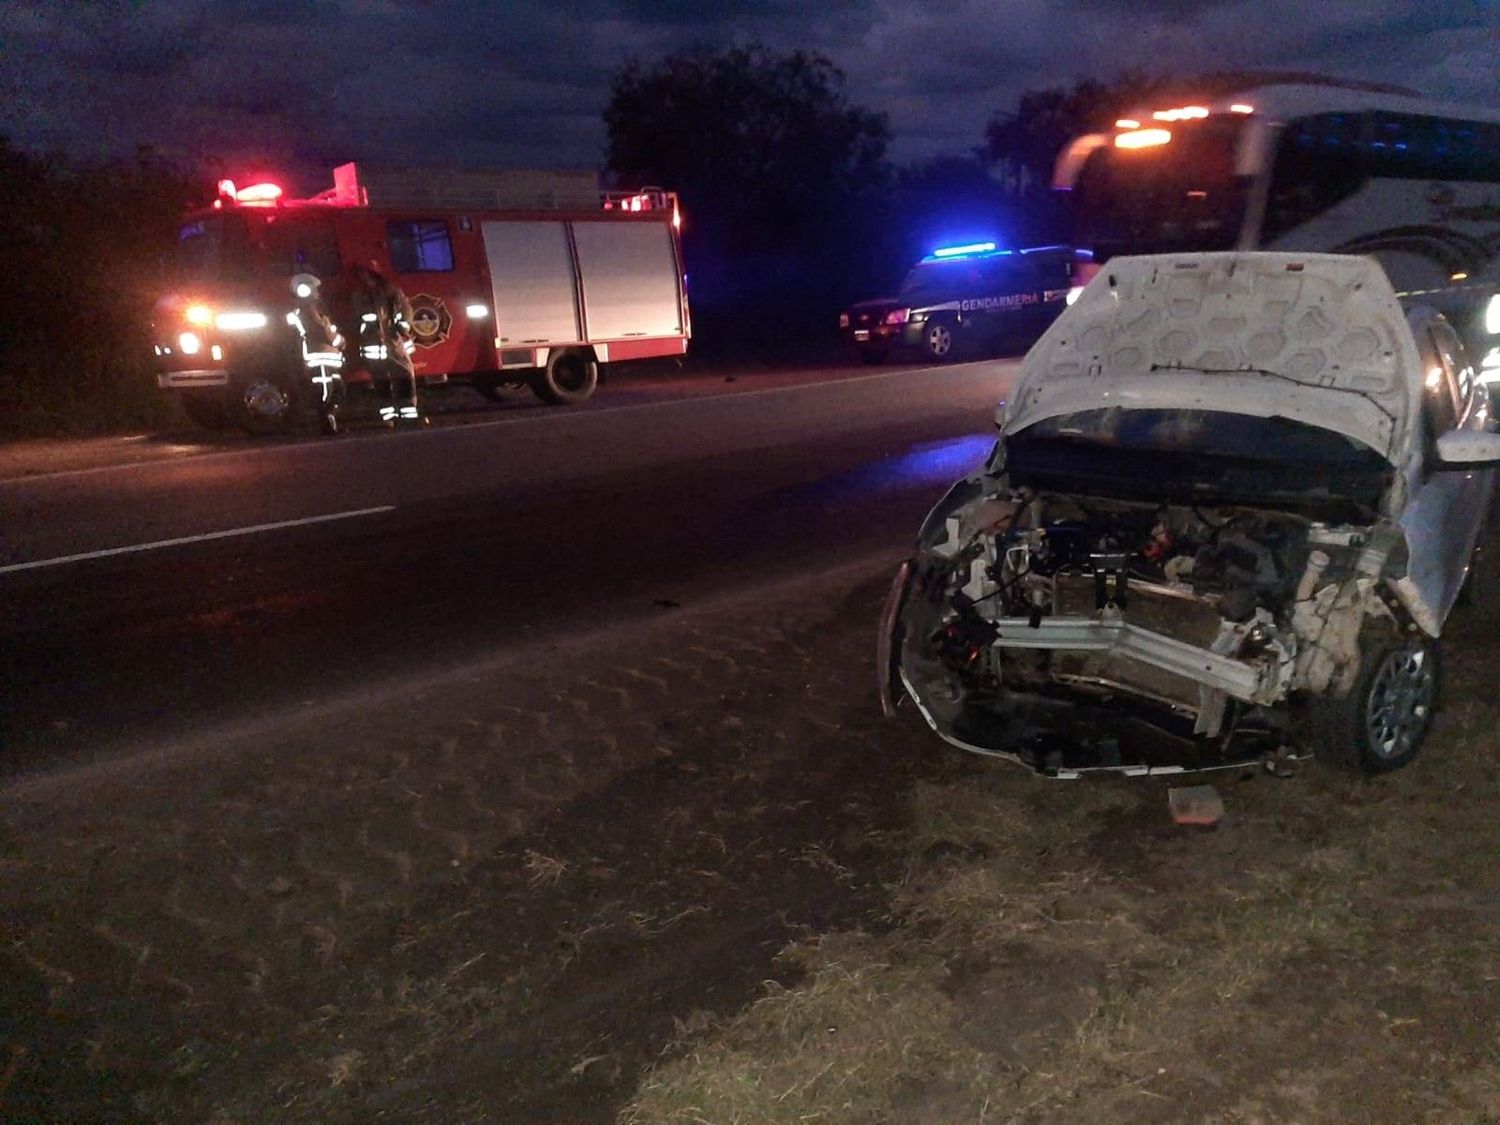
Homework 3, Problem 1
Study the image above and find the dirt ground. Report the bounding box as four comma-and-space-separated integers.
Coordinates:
3, 538, 1499, 1122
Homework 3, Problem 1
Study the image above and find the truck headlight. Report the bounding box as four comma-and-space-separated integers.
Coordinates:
215, 311, 268, 331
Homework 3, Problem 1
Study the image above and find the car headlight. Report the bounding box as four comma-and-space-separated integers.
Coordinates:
884, 308, 910, 325
839, 313, 850, 328
215, 311, 268, 331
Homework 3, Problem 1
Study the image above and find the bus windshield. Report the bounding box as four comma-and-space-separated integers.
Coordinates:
1074, 117, 1252, 259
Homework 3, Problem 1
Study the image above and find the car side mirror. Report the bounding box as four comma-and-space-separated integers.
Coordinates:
1434, 429, 1500, 470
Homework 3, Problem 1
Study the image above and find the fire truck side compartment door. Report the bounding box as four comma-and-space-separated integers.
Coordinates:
570, 221, 683, 340
481, 221, 582, 344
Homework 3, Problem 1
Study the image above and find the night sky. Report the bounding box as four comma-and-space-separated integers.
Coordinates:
3, 0, 1496, 188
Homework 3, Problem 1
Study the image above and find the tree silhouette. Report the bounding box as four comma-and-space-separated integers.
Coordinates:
605, 45, 891, 253
983, 73, 1170, 196
604, 46, 894, 352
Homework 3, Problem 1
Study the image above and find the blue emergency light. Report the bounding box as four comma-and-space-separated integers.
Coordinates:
930, 241, 999, 259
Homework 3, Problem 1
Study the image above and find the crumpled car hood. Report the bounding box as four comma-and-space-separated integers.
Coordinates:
1002, 252, 1419, 467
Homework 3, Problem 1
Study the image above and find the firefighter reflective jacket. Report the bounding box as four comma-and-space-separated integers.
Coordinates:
349, 271, 416, 376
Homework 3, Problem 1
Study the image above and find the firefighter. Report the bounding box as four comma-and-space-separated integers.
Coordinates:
287, 273, 346, 435
348, 261, 425, 427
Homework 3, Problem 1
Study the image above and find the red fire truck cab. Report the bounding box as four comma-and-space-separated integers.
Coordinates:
152, 164, 690, 432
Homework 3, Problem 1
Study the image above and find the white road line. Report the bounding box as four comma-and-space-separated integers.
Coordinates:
0, 506, 396, 576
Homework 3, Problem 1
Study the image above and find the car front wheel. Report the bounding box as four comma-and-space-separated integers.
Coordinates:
923, 321, 956, 361
1311, 632, 1440, 774
236, 375, 295, 434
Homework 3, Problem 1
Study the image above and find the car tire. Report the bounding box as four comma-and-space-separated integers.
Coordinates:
923, 320, 957, 361
236, 375, 295, 435
1309, 629, 1440, 774
476, 374, 531, 402
532, 349, 597, 405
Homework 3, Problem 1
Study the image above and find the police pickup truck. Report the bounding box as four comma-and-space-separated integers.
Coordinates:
839, 242, 1072, 363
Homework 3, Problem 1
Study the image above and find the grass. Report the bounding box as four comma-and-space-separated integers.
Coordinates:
623, 692, 1500, 1124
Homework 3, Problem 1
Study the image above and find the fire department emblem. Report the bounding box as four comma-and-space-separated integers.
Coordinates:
408, 294, 452, 348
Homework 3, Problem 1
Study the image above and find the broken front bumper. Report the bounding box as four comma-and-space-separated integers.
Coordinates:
980, 616, 1265, 701
878, 559, 1294, 778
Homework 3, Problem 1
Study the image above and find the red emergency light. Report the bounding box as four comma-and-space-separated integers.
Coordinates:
215, 178, 285, 205
236, 182, 283, 203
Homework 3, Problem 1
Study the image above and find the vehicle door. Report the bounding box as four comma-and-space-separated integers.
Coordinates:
1026, 246, 1073, 336
1397, 315, 1488, 624
968, 258, 1024, 348
1431, 318, 1494, 590
383, 216, 481, 380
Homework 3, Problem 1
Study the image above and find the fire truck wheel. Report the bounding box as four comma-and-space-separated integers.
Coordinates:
476, 374, 531, 402
180, 391, 235, 431
533, 350, 598, 405
236, 377, 294, 434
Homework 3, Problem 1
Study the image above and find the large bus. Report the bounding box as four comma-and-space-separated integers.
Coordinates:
1052, 80, 1500, 374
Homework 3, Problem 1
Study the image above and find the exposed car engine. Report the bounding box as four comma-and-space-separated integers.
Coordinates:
897, 484, 1409, 775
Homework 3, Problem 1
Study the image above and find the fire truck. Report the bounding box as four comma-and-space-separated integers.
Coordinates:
152, 164, 690, 432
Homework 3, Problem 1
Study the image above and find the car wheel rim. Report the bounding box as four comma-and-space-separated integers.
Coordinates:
244, 381, 288, 418
1364, 644, 1435, 761
929, 326, 951, 356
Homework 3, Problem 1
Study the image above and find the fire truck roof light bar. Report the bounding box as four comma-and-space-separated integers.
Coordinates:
235, 182, 283, 203
216, 179, 285, 205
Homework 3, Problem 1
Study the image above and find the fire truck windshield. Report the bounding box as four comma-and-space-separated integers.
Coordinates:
1074, 117, 1252, 260
175, 215, 254, 284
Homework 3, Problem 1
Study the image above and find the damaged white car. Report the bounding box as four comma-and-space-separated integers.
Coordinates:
881, 252, 1500, 777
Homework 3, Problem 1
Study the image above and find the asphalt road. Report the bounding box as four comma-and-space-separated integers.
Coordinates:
1, 360, 1020, 774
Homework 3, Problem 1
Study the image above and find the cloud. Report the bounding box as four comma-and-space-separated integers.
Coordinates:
0, 0, 1494, 178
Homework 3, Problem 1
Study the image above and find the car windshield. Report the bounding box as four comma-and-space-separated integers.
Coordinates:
899, 260, 990, 296
1074, 116, 1253, 259
1008, 408, 1391, 516
174, 214, 254, 284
